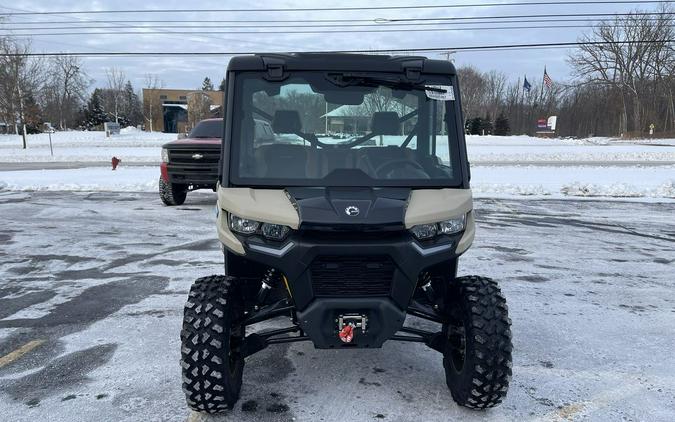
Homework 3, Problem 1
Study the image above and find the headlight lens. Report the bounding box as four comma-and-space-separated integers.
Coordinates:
228, 213, 291, 240
410, 223, 438, 240
261, 223, 290, 241
438, 214, 466, 235
161, 148, 169, 163
229, 214, 260, 234
410, 214, 467, 240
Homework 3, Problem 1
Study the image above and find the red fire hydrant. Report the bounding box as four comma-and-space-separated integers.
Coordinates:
112, 156, 121, 170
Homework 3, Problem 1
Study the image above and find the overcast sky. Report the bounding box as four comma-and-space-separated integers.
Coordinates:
0, 0, 659, 91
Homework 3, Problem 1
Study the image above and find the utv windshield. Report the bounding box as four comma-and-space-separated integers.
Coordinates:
229, 71, 464, 187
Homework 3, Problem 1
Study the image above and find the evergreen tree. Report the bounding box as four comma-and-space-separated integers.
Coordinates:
494, 112, 511, 136
202, 77, 214, 91
481, 113, 494, 135
218, 78, 226, 91
469, 117, 483, 135
123, 80, 143, 126
82, 89, 107, 129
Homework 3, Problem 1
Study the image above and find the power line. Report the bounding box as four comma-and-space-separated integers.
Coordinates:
6, 24, 673, 37
0, 1, 670, 16
1, 40, 671, 57
0, 2, 301, 52
3, 17, 671, 31
2, 12, 670, 25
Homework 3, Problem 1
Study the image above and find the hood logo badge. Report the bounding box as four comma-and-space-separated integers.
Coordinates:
192, 153, 204, 159
345, 206, 360, 217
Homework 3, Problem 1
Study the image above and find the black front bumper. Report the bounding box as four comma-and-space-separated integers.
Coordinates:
230, 229, 462, 348
166, 147, 220, 186
167, 163, 219, 186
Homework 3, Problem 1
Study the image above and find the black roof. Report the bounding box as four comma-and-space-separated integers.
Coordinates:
226, 53, 456, 75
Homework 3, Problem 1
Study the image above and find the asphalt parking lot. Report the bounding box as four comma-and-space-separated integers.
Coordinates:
0, 191, 674, 421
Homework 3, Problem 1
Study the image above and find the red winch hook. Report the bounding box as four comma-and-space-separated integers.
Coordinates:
339, 324, 355, 343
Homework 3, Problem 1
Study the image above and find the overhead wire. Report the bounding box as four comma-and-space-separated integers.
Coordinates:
5, 24, 673, 37
2, 12, 670, 25
1, 40, 672, 57
0, 1, 671, 16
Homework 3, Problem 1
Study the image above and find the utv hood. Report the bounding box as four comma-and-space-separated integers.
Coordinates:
286, 187, 410, 231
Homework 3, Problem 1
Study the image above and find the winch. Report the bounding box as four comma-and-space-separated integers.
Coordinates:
337, 314, 368, 343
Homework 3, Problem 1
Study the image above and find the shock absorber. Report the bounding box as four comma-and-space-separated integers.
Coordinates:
418, 272, 436, 304
255, 268, 277, 307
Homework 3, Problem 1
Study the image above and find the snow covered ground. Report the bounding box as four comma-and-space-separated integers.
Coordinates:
1, 164, 673, 200
0, 192, 673, 421
2, 131, 674, 165
0, 128, 173, 163
1, 131, 674, 200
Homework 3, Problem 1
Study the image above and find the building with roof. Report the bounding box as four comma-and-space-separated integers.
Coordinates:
322, 103, 414, 135
142, 89, 224, 133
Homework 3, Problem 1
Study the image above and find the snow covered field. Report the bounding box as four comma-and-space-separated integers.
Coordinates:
2, 131, 675, 165
0, 128, 174, 163
1, 165, 674, 200
1, 192, 673, 421
1, 131, 674, 199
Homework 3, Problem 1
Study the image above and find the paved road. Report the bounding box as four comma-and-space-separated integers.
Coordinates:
0, 191, 674, 421
0, 162, 158, 171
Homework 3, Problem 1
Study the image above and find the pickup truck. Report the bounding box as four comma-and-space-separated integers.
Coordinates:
159, 118, 275, 205
159, 119, 222, 205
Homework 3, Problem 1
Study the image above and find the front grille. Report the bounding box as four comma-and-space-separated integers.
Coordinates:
168, 149, 220, 165
310, 255, 394, 297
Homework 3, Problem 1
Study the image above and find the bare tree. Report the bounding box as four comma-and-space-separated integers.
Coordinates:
42, 55, 90, 129
104, 67, 126, 123
569, 7, 674, 134
456, 66, 486, 123
142, 73, 164, 132
0, 37, 45, 140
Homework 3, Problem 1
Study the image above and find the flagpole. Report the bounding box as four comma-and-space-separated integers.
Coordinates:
540, 66, 546, 106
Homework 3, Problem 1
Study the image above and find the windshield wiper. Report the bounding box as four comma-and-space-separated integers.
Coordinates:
325, 73, 446, 93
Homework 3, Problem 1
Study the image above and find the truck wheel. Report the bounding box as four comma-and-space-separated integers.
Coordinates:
443, 276, 512, 409
181, 276, 245, 413
159, 176, 187, 206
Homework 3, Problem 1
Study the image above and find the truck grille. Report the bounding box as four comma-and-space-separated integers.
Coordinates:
310, 255, 394, 297
168, 149, 220, 164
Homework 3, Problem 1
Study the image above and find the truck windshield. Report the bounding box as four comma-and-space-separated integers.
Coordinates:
189, 120, 223, 138
229, 71, 463, 187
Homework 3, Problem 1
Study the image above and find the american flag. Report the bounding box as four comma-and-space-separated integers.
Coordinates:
543, 67, 553, 89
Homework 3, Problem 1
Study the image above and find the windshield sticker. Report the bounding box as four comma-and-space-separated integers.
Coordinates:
425, 85, 454, 101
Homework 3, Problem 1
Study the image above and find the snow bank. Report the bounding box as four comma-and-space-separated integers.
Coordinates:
465, 135, 675, 163
1, 164, 674, 200
471, 165, 675, 199
0, 166, 159, 192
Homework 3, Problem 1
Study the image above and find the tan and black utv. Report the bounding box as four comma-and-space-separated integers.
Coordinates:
180, 53, 512, 413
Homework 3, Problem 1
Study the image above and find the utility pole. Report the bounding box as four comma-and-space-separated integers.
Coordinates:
439, 51, 456, 62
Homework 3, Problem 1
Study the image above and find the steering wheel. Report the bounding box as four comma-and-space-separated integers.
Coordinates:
374, 159, 425, 178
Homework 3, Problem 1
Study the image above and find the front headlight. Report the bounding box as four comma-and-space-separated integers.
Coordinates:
261, 223, 290, 241
410, 214, 467, 240
228, 213, 291, 240
410, 223, 438, 240
161, 148, 169, 163
438, 214, 466, 235
229, 214, 260, 234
